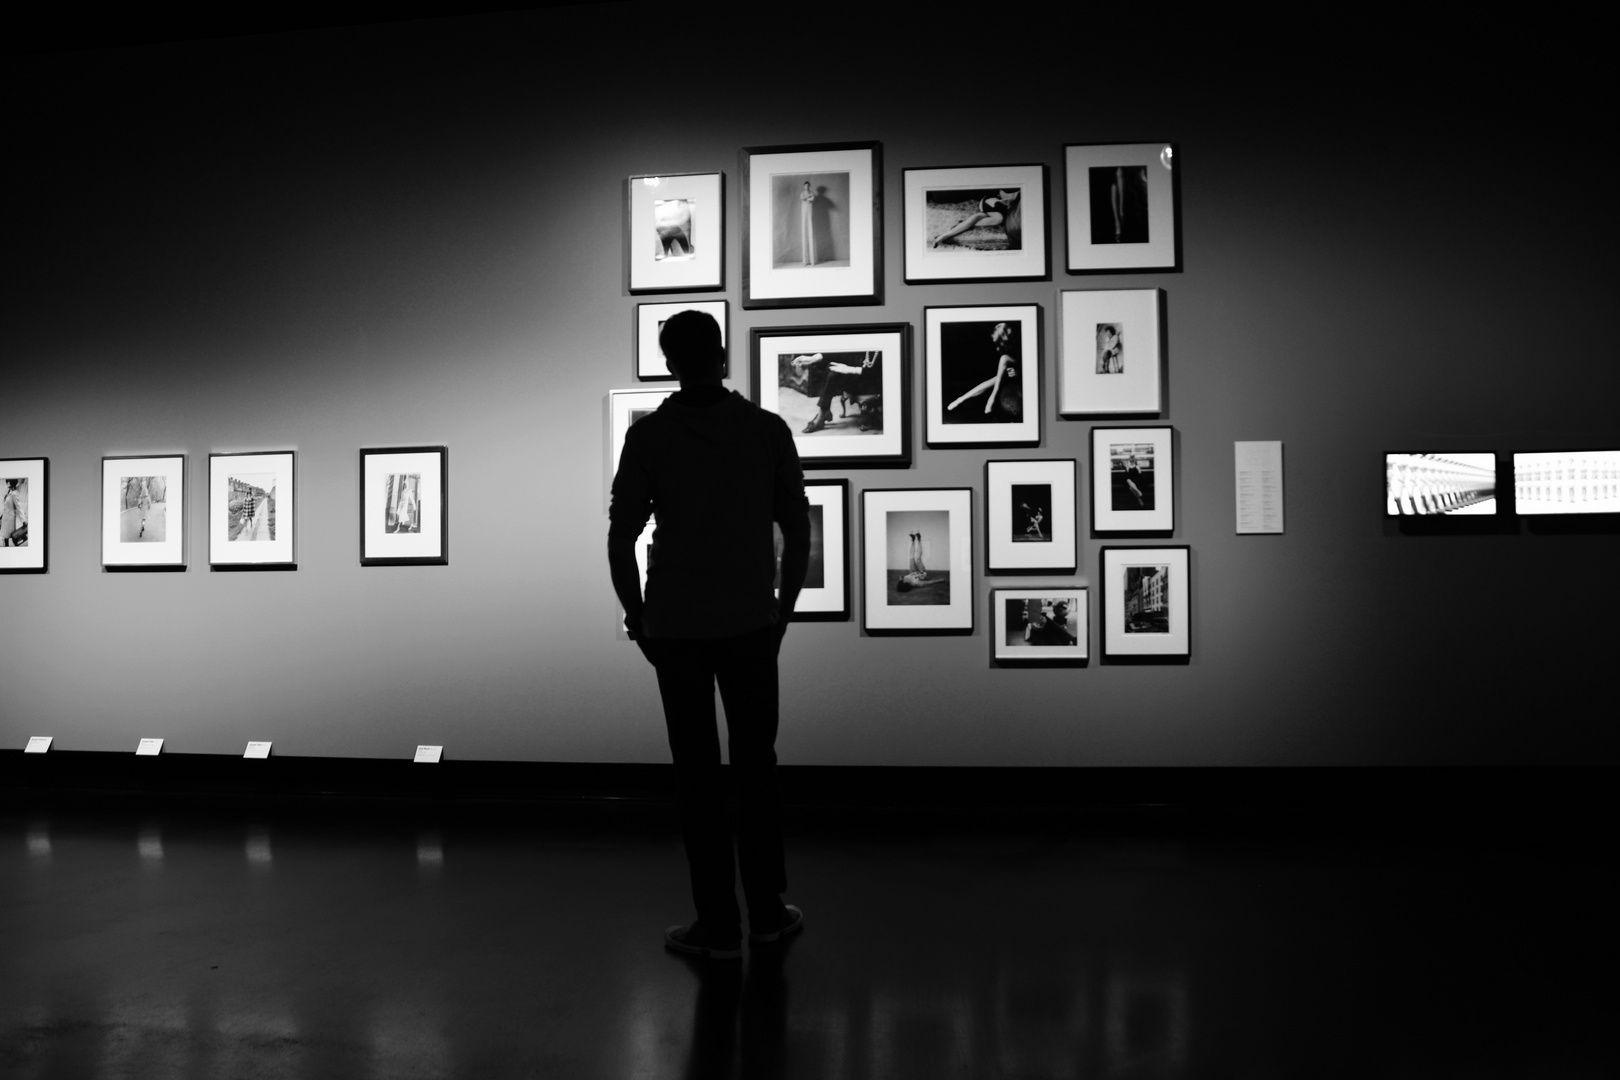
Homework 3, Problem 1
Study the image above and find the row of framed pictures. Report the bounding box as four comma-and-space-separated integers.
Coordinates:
639, 477, 1189, 660
0, 448, 449, 572
632, 292, 1164, 424
626, 141, 1179, 303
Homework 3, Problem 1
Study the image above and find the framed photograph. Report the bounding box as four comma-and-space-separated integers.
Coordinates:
741, 141, 881, 308
903, 163, 1049, 284
209, 451, 294, 568
1386, 453, 1498, 516
608, 387, 675, 484
985, 459, 1077, 574
1064, 142, 1179, 273
0, 457, 46, 573
1058, 288, 1163, 416
626, 172, 724, 293
925, 304, 1041, 447
102, 455, 186, 569
751, 323, 910, 469
1100, 546, 1190, 661
781, 478, 850, 621
862, 487, 972, 635
1091, 426, 1175, 534
359, 446, 448, 566
993, 587, 1088, 665
635, 300, 729, 381
1513, 450, 1620, 515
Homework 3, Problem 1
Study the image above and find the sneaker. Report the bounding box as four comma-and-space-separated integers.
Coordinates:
748, 904, 804, 945
664, 921, 742, 960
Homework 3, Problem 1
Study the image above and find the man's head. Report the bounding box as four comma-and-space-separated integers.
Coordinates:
659, 309, 725, 386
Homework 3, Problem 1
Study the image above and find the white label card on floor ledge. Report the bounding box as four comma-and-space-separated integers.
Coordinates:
414, 745, 443, 763
136, 738, 164, 756
25, 736, 52, 753
244, 741, 272, 759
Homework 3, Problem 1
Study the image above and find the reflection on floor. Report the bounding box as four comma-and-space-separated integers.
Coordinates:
2, 800, 1615, 1079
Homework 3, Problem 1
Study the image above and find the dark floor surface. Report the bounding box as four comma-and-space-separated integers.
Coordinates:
3, 797, 1615, 1079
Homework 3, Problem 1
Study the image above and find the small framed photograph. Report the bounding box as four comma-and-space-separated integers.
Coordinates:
359, 446, 447, 566
1386, 453, 1499, 516
985, 459, 1077, 574
924, 304, 1041, 448
751, 323, 911, 469
781, 478, 850, 621
635, 300, 729, 381
1058, 288, 1163, 416
1064, 142, 1179, 273
1100, 546, 1190, 661
626, 172, 724, 293
993, 588, 1088, 665
903, 163, 1049, 284
1513, 450, 1620, 515
608, 387, 675, 483
0, 457, 47, 573
102, 455, 186, 569
1091, 426, 1174, 534
209, 452, 294, 568
741, 141, 882, 308
862, 487, 972, 635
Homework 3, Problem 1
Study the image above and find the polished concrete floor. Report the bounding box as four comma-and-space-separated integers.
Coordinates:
3, 798, 1615, 1079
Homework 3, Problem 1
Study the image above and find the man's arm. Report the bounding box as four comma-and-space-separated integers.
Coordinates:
771, 427, 812, 643
607, 437, 652, 639
607, 535, 645, 637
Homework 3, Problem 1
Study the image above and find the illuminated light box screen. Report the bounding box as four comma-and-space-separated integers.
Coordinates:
1385, 453, 1496, 516
1513, 451, 1620, 515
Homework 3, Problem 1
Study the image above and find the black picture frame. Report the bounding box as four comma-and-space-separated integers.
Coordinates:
1091, 425, 1175, 536
209, 450, 296, 571
984, 459, 1078, 575
625, 171, 725, 294
1064, 141, 1181, 274
1099, 545, 1190, 663
924, 303, 1042, 449
0, 456, 47, 574
102, 454, 186, 571
902, 162, 1050, 285
787, 478, 851, 622
861, 486, 974, 635
992, 587, 1089, 666
751, 322, 912, 470
359, 446, 449, 567
741, 141, 883, 309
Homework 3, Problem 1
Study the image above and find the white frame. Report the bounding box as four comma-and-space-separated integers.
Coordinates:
1065, 142, 1178, 273
862, 487, 973, 634
360, 447, 447, 565
986, 459, 1077, 574
0, 457, 47, 573
993, 587, 1089, 663
1058, 288, 1163, 416
102, 454, 186, 568
627, 171, 724, 293
925, 304, 1042, 448
791, 479, 850, 620
209, 451, 294, 567
742, 142, 880, 308
903, 163, 1049, 283
1101, 546, 1190, 659
751, 324, 909, 468
635, 300, 729, 381
1092, 426, 1175, 533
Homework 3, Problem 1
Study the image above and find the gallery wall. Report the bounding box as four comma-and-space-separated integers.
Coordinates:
2, 7, 1616, 766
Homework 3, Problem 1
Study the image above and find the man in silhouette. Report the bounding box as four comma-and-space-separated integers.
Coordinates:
608, 309, 810, 960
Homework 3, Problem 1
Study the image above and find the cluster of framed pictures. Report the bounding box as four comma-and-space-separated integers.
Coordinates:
0, 448, 450, 573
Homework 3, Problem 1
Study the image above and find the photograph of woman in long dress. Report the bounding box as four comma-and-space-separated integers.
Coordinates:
771, 172, 850, 269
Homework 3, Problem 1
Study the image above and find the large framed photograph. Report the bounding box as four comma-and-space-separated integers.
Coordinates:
1058, 288, 1163, 416
1513, 450, 1620, 515
1091, 426, 1175, 534
0, 457, 47, 573
985, 459, 1077, 574
635, 300, 729, 381
626, 172, 724, 294
741, 141, 881, 308
751, 323, 910, 469
1064, 142, 1179, 273
1386, 453, 1498, 516
993, 587, 1088, 665
102, 455, 186, 569
359, 446, 448, 566
862, 487, 972, 635
781, 478, 850, 621
902, 163, 1049, 284
1100, 546, 1190, 661
209, 452, 294, 568
925, 304, 1041, 448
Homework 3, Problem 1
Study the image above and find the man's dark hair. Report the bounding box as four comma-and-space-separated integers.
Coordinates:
659, 310, 724, 380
